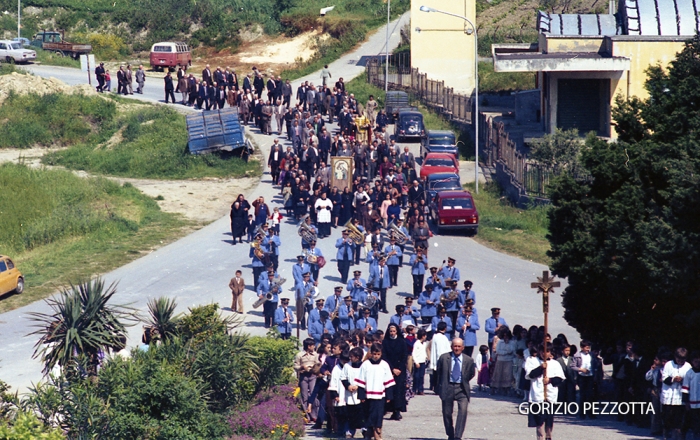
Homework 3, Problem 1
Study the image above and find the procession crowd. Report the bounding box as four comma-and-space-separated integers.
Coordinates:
219, 67, 700, 440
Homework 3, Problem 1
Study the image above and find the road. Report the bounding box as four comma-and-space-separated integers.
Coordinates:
0, 11, 572, 395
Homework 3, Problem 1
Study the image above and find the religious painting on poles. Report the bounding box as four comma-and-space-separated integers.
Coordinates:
331, 156, 354, 191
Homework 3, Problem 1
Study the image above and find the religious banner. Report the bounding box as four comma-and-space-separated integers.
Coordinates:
331, 156, 354, 191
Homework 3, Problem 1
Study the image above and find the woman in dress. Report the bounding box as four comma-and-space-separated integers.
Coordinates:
491, 327, 516, 395
382, 323, 408, 420
230, 201, 247, 244
380, 193, 392, 228
339, 187, 354, 226
330, 186, 342, 228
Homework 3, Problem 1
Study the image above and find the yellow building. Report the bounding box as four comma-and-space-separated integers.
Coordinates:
411, 0, 477, 95
492, 0, 692, 138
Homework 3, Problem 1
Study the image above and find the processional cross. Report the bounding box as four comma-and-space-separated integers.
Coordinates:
531, 270, 560, 399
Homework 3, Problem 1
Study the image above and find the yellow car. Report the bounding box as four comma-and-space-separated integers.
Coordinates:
0, 255, 24, 297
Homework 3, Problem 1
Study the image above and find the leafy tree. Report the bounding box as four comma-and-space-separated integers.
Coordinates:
548, 35, 700, 350
0, 411, 64, 439
28, 278, 138, 376
529, 128, 587, 176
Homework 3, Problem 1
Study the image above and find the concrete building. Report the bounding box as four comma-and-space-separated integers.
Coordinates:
492, 0, 697, 138
411, 0, 476, 95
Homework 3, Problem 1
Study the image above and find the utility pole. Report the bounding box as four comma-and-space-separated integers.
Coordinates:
385, 0, 390, 94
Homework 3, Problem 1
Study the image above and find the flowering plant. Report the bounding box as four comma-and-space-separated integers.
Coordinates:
228, 385, 304, 439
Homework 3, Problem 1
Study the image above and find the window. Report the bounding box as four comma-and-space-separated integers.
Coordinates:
10, 43, 21, 50
430, 179, 460, 190
424, 158, 455, 168
0, 261, 7, 273
5, 259, 13, 269
0, 43, 6, 50
153, 45, 173, 52
441, 198, 473, 210
430, 136, 455, 145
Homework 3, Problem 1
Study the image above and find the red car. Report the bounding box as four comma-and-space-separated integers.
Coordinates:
429, 190, 479, 235
420, 152, 459, 179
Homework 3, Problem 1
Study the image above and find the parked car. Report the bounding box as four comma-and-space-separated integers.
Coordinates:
419, 152, 459, 179
423, 172, 461, 201
12, 37, 31, 47
30, 31, 91, 59
430, 190, 479, 235
396, 109, 425, 142
0, 255, 24, 297
150, 42, 192, 71
385, 90, 409, 123
420, 130, 457, 159
0, 40, 36, 63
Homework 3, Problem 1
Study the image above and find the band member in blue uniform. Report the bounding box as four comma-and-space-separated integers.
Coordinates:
309, 310, 335, 343
306, 240, 324, 282
356, 307, 377, 335
409, 245, 428, 298
338, 295, 356, 331
459, 280, 476, 307
275, 297, 295, 339
383, 237, 402, 287
336, 230, 356, 283
257, 270, 280, 328
295, 272, 316, 331
438, 257, 460, 290
431, 306, 454, 339
369, 257, 391, 314
324, 286, 345, 331
456, 306, 479, 356
347, 270, 367, 312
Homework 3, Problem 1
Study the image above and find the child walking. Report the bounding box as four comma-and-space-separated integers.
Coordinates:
476, 344, 491, 392
355, 342, 395, 440
342, 347, 365, 438
329, 350, 349, 437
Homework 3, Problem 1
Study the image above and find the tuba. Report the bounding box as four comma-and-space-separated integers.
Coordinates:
440, 289, 459, 305
344, 219, 365, 245
389, 223, 408, 245
305, 285, 321, 305
298, 219, 318, 243
303, 249, 318, 264
252, 276, 286, 309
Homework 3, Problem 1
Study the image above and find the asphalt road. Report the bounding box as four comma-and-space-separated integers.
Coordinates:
0, 12, 573, 394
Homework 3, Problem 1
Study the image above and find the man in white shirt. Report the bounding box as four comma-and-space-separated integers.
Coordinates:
525, 342, 566, 440
430, 321, 452, 392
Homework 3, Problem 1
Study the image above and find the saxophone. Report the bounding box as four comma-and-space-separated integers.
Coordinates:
330, 296, 341, 321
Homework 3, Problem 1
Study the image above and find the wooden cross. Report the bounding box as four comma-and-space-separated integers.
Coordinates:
531, 270, 560, 400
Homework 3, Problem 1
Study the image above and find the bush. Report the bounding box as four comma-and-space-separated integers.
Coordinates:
228, 385, 304, 439
245, 336, 297, 392
74, 32, 129, 60
0, 411, 64, 439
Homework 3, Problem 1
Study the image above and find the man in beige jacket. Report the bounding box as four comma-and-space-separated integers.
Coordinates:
229, 270, 246, 313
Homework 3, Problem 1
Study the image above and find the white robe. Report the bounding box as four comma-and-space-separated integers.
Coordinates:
315, 198, 333, 223
429, 332, 451, 369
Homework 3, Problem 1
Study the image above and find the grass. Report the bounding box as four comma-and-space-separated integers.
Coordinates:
0, 63, 17, 75
0, 88, 260, 179
34, 48, 81, 68
42, 105, 261, 179
0, 92, 115, 148
0, 163, 192, 313
478, 62, 536, 93
466, 181, 550, 264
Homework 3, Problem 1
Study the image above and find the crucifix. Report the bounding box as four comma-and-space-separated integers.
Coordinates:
531, 270, 560, 399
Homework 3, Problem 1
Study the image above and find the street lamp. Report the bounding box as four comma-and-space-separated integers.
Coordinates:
419, 5, 479, 193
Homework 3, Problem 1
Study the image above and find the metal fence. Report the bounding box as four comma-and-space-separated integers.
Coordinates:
365, 56, 472, 124
480, 113, 552, 198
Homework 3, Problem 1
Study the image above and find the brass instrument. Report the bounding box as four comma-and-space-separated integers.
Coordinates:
298, 218, 318, 243
360, 291, 378, 309
303, 249, 318, 264
440, 289, 459, 305
330, 296, 341, 321
250, 239, 265, 259
344, 219, 366, 245
389, 223, 408, 245
305, 285, 321, 305
252, 276, 287, 309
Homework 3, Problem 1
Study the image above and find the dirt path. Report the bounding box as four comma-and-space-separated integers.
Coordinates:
0, 147, 258, 223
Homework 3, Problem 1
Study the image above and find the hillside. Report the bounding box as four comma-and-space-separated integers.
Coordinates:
0, 0, 407, 74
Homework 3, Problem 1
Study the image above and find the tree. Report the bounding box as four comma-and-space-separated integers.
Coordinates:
29, 278, 138, 376
529, 128, 587, 176
548, 35, 700, 350
145, 297, 180, 343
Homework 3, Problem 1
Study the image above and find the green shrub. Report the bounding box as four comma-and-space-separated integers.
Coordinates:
246, 336, 297, 392
0, 411, 64, 439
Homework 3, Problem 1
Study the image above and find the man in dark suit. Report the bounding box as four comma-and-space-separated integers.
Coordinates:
436, 338, 475, 440
202, 64, 213, 86
253, 73, 264, 99
266, 76, 277, 103
243, 74, 252, 94
296, 82, 308, 110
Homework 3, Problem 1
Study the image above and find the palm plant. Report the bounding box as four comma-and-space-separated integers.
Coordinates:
145, 296, 180, 343
29, 278, 138, 376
